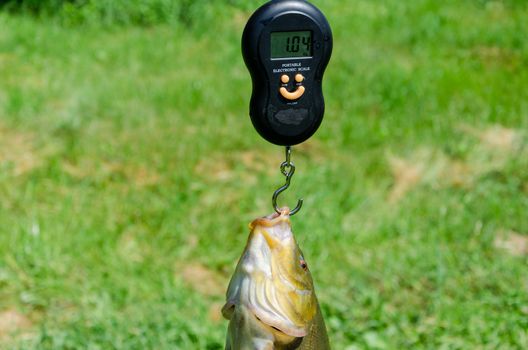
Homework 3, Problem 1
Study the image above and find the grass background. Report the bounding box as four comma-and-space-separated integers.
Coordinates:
1, 0, 528, 349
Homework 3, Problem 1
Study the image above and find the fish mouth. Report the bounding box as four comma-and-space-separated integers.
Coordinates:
249, 207, 290, 229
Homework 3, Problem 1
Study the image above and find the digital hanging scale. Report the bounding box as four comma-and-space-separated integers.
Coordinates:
242, 0, 333, 146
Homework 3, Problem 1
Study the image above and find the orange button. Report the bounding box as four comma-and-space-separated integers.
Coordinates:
295, 74, 304, 83
279, 86, 306, 100
281, 75, 290, 84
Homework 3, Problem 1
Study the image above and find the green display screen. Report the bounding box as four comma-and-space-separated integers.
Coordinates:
271, 31, 312, 59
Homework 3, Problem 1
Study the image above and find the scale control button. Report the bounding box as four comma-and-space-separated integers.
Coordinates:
279, 86, 306, 100
279, 74, 306, 100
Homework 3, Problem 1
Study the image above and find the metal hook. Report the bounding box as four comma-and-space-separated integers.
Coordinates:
272, 146, 303, 216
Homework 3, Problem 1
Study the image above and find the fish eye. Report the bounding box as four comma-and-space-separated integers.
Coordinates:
300, 259, 308, 270
299, 252, 308, 270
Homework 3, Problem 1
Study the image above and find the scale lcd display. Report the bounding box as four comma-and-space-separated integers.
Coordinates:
271, 31, 312, 59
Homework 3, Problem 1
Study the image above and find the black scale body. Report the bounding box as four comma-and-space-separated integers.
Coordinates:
242, 0, 333, 146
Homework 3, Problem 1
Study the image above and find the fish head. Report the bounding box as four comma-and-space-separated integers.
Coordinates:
223, 208, 317, 342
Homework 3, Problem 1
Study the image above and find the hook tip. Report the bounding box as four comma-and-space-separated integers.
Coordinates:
289, 198, 303, 216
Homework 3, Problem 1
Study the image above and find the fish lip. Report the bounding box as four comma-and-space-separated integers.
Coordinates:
266, 207, 289, 219
249, 207, 290, 229
249, 305, 308, 338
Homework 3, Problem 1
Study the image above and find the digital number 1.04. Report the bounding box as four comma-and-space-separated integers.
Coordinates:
286, 36, 311, 53
271, 31, 313, 59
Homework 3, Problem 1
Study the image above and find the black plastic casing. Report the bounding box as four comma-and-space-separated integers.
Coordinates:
242, 0, 333, 146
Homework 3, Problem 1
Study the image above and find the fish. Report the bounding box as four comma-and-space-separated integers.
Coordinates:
222, 208, 330, 350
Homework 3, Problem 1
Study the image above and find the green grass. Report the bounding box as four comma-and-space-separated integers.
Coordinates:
1, 0, 528, 348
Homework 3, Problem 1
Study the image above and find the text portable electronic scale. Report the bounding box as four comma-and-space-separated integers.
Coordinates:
242, 0, 332, 215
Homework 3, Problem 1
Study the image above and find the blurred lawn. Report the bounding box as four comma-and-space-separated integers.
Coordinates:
1, 0, 528, 349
